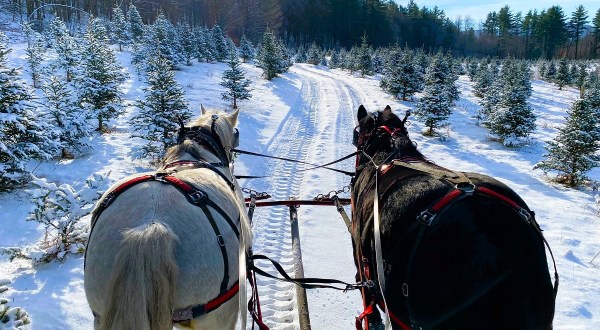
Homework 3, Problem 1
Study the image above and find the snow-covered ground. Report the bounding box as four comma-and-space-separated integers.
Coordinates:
1, 39, 599, 330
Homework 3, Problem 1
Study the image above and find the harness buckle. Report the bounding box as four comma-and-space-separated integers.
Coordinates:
216, 235, 225, 247
402, 283, 409, 297
417, 210, 436, 226
455, 183, 475, 195
189, 190, 207, 204
518, 208, 532, 224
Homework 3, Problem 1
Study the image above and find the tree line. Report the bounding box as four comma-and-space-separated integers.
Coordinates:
4, 0, 600, 59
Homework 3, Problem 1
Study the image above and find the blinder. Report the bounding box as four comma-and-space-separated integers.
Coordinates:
176, 114, 240, 163
352, 126, 360, 147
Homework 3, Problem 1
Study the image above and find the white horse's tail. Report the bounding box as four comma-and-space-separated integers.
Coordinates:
99, 222, 179, 330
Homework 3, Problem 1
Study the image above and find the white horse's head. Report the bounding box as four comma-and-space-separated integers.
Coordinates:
165, 105, 240, 165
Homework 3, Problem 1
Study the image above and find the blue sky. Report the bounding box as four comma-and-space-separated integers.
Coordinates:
400, 1, 600, 24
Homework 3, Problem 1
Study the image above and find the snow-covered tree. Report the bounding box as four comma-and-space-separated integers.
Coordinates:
78, 18, 127, 132
575, 63, 587, 97
211, 25, 229, 62
473, 61, 497, 98
178, 23, 196, 66
380, 47, 422, 101
239, 35, 255, 63
221, 53, 252, 109
295, 45, 307, 63
148, 13, 182, 68
372, 51, 384, 74
307, 43, 321, 65
467, 59, 478, 81
41, 76, 91, 158
555, 57, 571, 89
132, 52, 191, 160
48, 16, 79, 82
546, 61, 557, 81
25, 174, 109, 263
329, 50, 341, 69
535, 99, 600, 187
127, 4, 145, 44
111, 6, 129, 51
0, 285, 30, 328
22, 23, 46, 88
256, 30, 289, 80
356, 33, 373, 77
0, 32, 58, 190
485, 59, 536, 145
414, 54, 454, 135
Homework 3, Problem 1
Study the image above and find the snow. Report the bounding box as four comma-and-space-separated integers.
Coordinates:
0, 39, 599, 330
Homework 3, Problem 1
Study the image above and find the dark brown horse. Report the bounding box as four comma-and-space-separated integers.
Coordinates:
351, 105, 557, 330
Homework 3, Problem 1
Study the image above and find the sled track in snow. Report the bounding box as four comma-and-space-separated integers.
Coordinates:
246, 65, 365, 329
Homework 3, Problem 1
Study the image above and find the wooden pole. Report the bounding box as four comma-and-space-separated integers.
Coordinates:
288, 200, 311, 330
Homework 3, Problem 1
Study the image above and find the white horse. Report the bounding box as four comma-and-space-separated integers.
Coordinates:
84, 107, 251, 330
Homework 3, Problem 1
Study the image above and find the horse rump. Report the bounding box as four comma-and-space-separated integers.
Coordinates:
99, 222, 179, 330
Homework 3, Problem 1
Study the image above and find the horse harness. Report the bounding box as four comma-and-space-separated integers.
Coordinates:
87, 117, 243, 324
352, 125, 559, 330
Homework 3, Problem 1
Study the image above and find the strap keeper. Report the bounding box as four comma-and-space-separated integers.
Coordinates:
217, 235, 225, 247
402, 283, 409, 297
417, 210, 436, 226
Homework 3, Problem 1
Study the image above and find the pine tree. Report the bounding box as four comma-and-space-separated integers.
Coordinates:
78, 19, 127, 132
576, 63, 588, 98
467, 60, 478, 81
211, 25, 229, 62
295, 45, 307, 63
535, 99, 600, 187
127, 4, 145, 44
372, 52, 384, 74
329, 50, 341, 69
112, 6, 129, 51
539, 61, 547, 79
148, 13, 182, 69
256, 30, 289, 80
48, 17, 79, 82
568, 5, 589, 60
555, 57, 571, 89
307, 43, 321, 65
485, 59, 536, 145
132, 52, 191, 160
41, 76, 91, 158
473, 61, 496, 98
414, 54, 453, 135
194, 26, 214, 63
546, 61, 557, 81
380, 47, 422, 101
0, 32, 58, 190
178, 23, 196, 66
239, 35, 255, 63
356, 33, 373, 77
22, 23, 46, 88
221, 53, 252, 109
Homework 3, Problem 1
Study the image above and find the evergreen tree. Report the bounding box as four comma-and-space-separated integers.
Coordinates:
78, 19, 127, 132
535, 99, 600, 187
575, 63, 588, 98
48, 17, 79, 82
256, 30, 289, 80
239, 35, 255, 63
295, 45, 307, 63
307, 43, 321, 65
132, 52, 191, 160
539, 61, 547, 79
546, 61, 557, 81
211, 25, 229, 62
380, 47, 422, 101
467, 60, 478, 81
568, 5, 589, 60
194, 26, 214, 63
356, 33, 373, 77
148, 13, 182, 69
414, 54, 453, 135
221, 53, 252, 109
127, 4, 145, 44
41, 76, 91, 158
555, 57, 571, 89
0, 32, 58, 190
22, 23, 46, 88
485, 59, 536, 145
473, 61, 496, 98
372, 52, 384, 74
112, 6, 129, 51
178, 23, 196, 66
329, 50, 341, 69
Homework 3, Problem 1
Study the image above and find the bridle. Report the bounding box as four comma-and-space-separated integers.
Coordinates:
177, 114, 240, 165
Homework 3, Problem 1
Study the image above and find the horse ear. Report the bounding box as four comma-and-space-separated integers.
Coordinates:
201, 104, 207, 115
383, 105, 392, 115
228, 108, 239, 126
358, 105, 368, 122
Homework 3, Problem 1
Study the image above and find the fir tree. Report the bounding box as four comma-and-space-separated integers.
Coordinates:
467, 60, 478, 81
356, 33, 373, 77
194, 26, 214, 63
211, 25, 229, 62
546, 61, 557, 81
256, 30, 289, 80
555, 57, 571, 89
535, 99, 600, 187
307, 43, 321, 65
78, 19, 127, 132
380, 47, 422, 101
48, 16, 79, 82
539, 61, 547, 79
127, 4, 145, 44
112, 6, 129, 51
239, 35, 255, 63
178, 23, 196, 66
485, 59, 536, 145
575, 63, 587, 97
221, 53, 252, 109
473, 61, 496, 98
132, 52, 191, 160
148, 13, 182, 69
22, 23, 46, 88
414, 54, 454, 135
0, 32, 58, 190
295, 45, 307, 63
329, 50, 341, 69
372, 52, 384, 74
41, 76, 91, 158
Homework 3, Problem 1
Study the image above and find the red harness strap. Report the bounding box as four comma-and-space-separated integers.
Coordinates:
172, 281, 240, 322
